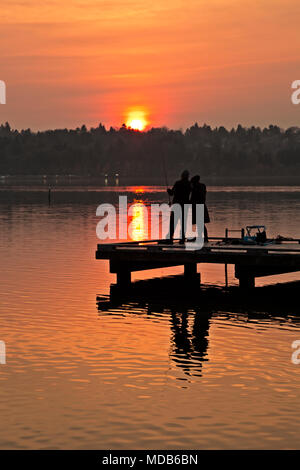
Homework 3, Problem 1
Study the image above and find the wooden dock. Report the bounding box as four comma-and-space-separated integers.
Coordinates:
95, 237, 300, 288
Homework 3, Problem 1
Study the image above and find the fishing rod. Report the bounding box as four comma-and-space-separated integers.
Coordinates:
162, 152, 171, 205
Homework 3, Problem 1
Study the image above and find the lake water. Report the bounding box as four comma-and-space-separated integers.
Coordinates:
0, 185, 300, 449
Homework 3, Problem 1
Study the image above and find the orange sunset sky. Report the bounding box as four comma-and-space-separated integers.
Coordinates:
2, 0, 300, 130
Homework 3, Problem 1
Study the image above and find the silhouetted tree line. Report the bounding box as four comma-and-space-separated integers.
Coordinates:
1, 121, 300, 177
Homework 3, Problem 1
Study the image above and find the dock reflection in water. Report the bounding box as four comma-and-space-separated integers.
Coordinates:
97, 275, 300, 381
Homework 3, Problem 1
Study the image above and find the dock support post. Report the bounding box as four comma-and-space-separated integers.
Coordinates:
184, 263, 200, 283
184, 263, 197, 277
235, 265, 255, 288
238, 275, 255, 289
116, 270, 131, 287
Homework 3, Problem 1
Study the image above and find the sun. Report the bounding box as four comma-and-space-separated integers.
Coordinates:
128, 119, 145, 131
125, 109, 148, 131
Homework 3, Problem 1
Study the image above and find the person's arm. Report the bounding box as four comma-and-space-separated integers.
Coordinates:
167, 182, 176, 195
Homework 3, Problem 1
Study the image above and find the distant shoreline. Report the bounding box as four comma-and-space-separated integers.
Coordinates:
1, 175, 300, 187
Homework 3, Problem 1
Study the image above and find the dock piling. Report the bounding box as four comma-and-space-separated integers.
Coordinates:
116, 270, 131, 287
235, 265, 255, 288
184, 263, 201, 285
184, 263, 197, 277
238, 274, 255, 289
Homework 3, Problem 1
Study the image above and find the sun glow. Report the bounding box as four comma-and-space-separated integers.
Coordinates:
125, 109, 148, 131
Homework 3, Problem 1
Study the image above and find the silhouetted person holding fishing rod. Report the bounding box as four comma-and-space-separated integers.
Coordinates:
190, 175, 210, 243
167, 170, 191, 244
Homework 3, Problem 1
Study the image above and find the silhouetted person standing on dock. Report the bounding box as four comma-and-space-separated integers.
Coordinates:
167, 170, 191, 244
190, 175, 210, 243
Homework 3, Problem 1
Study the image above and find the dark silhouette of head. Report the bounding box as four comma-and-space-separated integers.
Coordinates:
181, 170, 189, 180
191, 175, 200, 186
